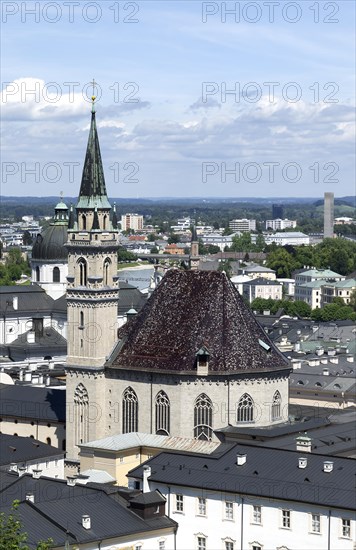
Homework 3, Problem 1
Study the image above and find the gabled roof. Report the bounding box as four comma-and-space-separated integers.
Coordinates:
79, 432, 221, 454
0, 285, 54, 317
109, 270, 289, 374
0, 383, 65, 422
0, 434, 62, 466
0, 472, 177, 548
128, 442, 356, 511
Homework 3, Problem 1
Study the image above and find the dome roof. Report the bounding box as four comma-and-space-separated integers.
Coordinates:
32, 224, 68, 261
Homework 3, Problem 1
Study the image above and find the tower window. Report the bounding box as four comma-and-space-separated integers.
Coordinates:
53, 266, 60, 283
103, 214, 107, 230
155, 391, 170, 435
35, 266, 40, 282
194, 393, 213, 440
81, 214, 86, 230
80, 311, 84, 328
237, 393, 254, 423
122, 387, 138, 434
74, 383, 89, 445
271, 390, 282, 420
78, 258, 87, 286
103, 258, 111, 286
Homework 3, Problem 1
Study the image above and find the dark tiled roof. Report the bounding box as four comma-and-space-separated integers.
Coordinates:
0, 285, 54, 316
129, 443, 356, 511
110, 270, 289, 374
32, 224, 68, 260
0, 383, 65, 422
244, 277, 282, 286
118, 281, 147, 316
0, 473, 176, 549
0, 434, 62, 466
0, 326, 67, 362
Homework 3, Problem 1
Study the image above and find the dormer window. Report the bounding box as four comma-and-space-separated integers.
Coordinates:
196, 347, 210, 376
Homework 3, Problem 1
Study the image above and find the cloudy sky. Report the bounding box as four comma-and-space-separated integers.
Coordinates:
1, 0, 355, 198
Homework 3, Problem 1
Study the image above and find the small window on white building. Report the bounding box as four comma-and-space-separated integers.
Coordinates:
225, 501, 234, 520
252, 505, 262, 524
158, 540, 166, 550
197, 536, 206, 550
250, 543, 262, 550
281, 509, 291, 529
224, 540, 234, 550
311, 513, 321, 533
341, 518, 351, 538
197, 497, 207, 516
176, 494, 184, 512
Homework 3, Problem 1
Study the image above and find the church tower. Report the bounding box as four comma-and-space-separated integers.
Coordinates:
189, 224, 200, 270
65, 97, 119, 458
66, 98, 119, 368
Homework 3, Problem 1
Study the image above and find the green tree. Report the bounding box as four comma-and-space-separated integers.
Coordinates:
254, 233, 266, 252
349, 289, 356, 312
266, 248, 296, 278
293, 300, 312, 318
22, 231, 33, 246
150, 246, 159, 254
231, 232, 252, 252
0, 501, 52, 550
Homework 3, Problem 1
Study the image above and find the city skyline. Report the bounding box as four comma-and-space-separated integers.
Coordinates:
1, 1, 355, 197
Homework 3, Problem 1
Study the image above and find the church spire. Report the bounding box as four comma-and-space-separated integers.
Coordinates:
77, 92, 111, 210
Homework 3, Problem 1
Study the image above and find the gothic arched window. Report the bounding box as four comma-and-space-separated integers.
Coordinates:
103, 258, 111, 286
122, 387, 138, 434
237, 393, 254, 423
35, 266, 40, 282
74, 383, 89, 444
155, 391, 170, 435
81, 214, 86, 230
78, 258, 87, 286
103, 214, 107, 230
80, 311, 84, 328
271, 390, 282, 420
53, 266, 60, 283
194, 394, 213, 441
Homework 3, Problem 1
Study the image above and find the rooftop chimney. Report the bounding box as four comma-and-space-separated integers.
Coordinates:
13, 296, 18, 310
32, 468, 42, 479
143, 465, 151, 493
67, 476, 77, 486
298, 457, 308, 469
25, 492, 34, 503
323, 461, 334, 473
82, 515, 91, 530
322, 368, 329, 376
27, 331, 35, 344
236, 453, 247, 466
18, 466, 26, 477
295, 433, 312, 453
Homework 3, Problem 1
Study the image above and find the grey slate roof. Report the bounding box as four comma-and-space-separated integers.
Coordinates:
118, 281, 147, 316
0, 383, 65, 422
110, 269, 290, 374
0, 326, 67, 362
0, 434, 62, 466
129, 442, 356, 511
0, 285, 54, 317
0, 472, 177, 549
244, 277, 282, 286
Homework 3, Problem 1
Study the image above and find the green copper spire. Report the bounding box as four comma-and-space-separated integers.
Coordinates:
77, 99, 111, 210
